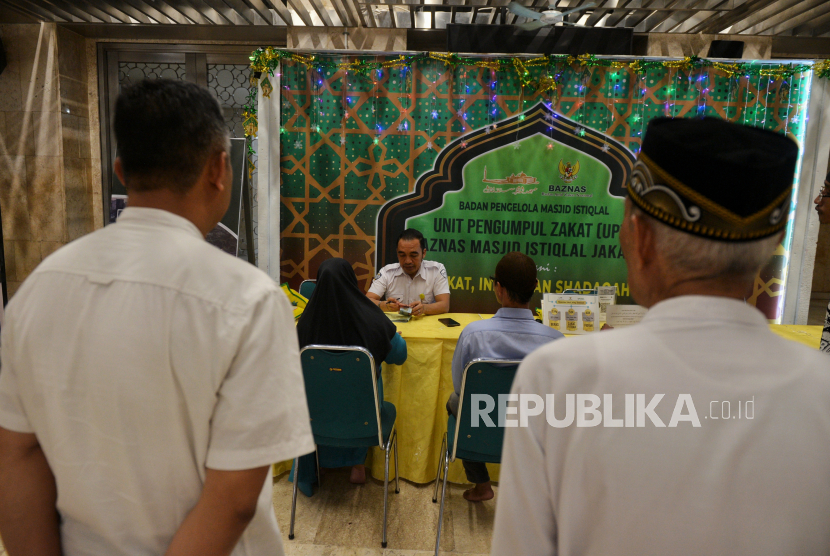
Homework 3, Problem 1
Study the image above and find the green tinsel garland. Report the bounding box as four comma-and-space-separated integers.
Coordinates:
241, 48, 829, 171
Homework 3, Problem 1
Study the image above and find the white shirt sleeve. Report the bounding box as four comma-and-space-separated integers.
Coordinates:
433, 263, 450, 296
368, 268, 389, 298
206, 288, 315, 470
491, 352, 558, 556
0, 312, 34, 434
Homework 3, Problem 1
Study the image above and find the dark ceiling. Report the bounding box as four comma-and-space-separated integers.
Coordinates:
1, 0, 828, 37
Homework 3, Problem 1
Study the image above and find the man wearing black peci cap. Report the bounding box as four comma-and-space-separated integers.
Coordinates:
492, 118, 830, 555
815, 171, 830, 352
447, 251, 563, 502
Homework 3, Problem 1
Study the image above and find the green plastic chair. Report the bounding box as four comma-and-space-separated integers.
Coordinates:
290, 344, 399, 548
431, 358, 521, 555
298, 279, 316, 299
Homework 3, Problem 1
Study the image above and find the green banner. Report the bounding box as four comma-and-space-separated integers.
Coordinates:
410, 134, 627, 312
379, 102, 634, 313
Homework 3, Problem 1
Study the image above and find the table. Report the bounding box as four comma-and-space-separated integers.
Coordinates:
769, 324, 823, 348
275, 315, 823, 485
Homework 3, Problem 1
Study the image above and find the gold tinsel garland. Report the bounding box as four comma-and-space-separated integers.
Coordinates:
241, 50, 828, 174
243, 51, 827, 137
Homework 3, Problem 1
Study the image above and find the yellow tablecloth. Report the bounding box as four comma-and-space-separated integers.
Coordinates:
769, 324, 823, 348
275, 315, 823, 485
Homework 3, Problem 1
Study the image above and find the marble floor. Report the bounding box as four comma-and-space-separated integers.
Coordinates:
273, 468, 494, 556
0, 469, 494, 556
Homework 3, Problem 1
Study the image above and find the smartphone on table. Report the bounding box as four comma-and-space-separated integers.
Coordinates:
438, 317, 460, 327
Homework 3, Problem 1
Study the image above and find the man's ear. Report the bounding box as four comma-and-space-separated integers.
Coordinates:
630, 210, 656, 268
114, 157, 126, 187
206, 150, 229, 193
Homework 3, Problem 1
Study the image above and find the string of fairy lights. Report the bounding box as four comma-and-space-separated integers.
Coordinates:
239, 50, 829, 170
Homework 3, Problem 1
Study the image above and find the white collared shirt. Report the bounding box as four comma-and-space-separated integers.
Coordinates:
492, 295, 830, 556
0, 207, 315, 556
368, 260, 450, 305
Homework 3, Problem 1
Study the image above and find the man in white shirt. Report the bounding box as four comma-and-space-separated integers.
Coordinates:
0, 79, 315, 556
815, 171, 830, 352
367, 229, 450, 315
492, 118, 830, 555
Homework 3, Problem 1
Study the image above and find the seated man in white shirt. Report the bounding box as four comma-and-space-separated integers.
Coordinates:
492, 118, 830, 555
367, 228, 450, 316
0, 79, 315, 556
448, 252, 563, 502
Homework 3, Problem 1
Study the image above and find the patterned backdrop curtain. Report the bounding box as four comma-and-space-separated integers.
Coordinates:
273, 56, 810, 318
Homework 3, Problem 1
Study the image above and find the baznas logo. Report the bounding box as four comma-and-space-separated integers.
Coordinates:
559, 160, 580, 183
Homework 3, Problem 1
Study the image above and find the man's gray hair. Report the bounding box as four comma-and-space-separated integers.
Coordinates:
632, 204, 781, 280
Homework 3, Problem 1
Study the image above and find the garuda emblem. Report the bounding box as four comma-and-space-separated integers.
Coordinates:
558, 160, 580, 183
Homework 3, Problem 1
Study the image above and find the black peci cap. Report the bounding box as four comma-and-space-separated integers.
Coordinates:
627, 117, 799, 241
